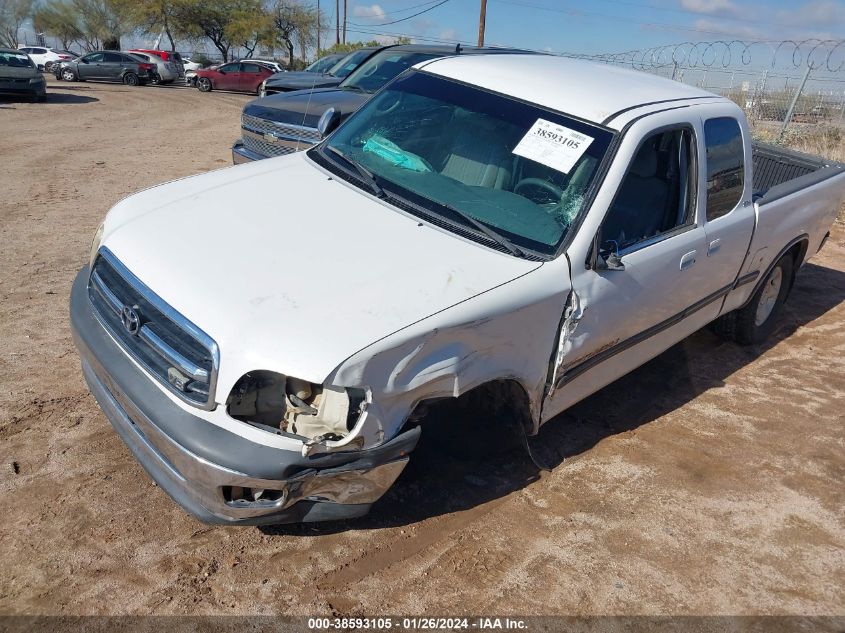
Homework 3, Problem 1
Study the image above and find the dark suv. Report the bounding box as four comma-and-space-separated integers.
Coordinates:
55, 51, 155, 86
233, 44, 534, 164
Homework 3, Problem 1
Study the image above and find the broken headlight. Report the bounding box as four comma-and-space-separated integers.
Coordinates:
226, 371, 366, 441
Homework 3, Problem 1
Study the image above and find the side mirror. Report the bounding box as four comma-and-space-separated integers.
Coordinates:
594, 237, 625, 271
81, 58, 89, 63
596, 252, 626, 271
318, 107, 341, 138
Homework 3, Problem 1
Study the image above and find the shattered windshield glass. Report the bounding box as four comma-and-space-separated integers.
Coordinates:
324, 71, 613, 256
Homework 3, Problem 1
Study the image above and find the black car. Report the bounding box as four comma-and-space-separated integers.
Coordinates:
258, 47, 378, 97
233, 44, 534, 164
54, 51, 155, 86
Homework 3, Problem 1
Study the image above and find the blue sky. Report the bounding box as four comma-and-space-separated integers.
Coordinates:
339, 0, 845, 55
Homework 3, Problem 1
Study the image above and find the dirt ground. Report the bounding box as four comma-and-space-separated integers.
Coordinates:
1, 76, 844, 617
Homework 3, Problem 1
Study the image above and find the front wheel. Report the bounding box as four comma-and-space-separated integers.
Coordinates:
61, 68, 76, 82
197, 77, 212, 92
123, 72, 139, 86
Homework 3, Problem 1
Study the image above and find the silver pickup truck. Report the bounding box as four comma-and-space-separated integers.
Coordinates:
71, 53, 844, 525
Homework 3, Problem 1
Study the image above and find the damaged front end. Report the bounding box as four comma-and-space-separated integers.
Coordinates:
70, 267, 419, 525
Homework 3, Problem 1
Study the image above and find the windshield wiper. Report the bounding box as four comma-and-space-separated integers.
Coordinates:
325, 146, 385, 198
429, 202, 526, 258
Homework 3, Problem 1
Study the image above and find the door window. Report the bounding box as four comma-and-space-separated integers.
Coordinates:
84, 53, 105, 63
241, 63, 262, 73
218, 63, 239, 73
104, 53, 123, 63
600, 127, 696, 253
703, 117, 744, 221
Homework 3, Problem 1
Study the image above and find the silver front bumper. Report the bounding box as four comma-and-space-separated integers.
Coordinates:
70, 267, 418, 525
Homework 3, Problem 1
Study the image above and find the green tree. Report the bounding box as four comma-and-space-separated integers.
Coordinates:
269, 0, 320, 66
34, 0, 134, 51
0, 0, 34, 47
172, 0, 265, 62
318, 36, 409, 57
123, 0, 186, 52
33, 2, 83, 50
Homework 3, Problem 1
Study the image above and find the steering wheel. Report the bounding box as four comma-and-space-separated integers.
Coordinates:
514, 178, 564, 205
374, 92, 402, 115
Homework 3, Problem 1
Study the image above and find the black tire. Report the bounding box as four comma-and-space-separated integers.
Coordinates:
123, 72, 139, 86
60, 68, 76, 82
717, 255, 794, 346
197, 77, 212, 92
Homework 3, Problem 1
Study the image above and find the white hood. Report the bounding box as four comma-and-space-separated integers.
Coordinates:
101, 152, 541, 399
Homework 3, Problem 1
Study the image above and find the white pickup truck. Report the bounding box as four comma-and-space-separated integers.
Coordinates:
71, 54, 845, 525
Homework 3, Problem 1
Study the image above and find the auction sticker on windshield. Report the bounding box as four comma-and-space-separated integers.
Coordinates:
512, 119, 593, 174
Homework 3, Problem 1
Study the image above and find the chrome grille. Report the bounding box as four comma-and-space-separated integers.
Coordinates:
240, 114, 320, 158
242, 133, 298, 158
88, 248, 219, 409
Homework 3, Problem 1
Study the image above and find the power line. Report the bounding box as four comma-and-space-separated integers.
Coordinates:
349, 0, 453, 27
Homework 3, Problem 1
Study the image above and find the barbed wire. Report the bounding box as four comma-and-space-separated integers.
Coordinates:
579, 39, 845, 73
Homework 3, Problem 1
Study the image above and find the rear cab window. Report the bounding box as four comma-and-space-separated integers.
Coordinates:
703, 117, 745, 220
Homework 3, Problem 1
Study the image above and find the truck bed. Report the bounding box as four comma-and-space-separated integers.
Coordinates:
752, 142, 845, 205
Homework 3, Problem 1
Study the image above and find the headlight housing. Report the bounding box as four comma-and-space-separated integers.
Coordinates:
90, 223, 104, 268
227, 370, 367, 441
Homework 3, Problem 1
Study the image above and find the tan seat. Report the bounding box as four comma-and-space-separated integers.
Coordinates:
439, 113, 512, 190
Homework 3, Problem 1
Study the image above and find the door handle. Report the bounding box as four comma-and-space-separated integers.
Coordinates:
680, 250, 697, 270
707, 238, 721, 255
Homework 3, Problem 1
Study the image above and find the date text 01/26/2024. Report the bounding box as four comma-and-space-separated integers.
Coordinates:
307, 617, 529, 630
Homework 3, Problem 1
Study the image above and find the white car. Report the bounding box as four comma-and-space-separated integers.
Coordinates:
181, 57, 202, 72
244, 59, 284, 73
18, 46, 76, 71
71, 54, 845, 526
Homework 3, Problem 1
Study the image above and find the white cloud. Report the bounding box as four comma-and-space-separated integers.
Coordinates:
691, 18, 766, 39
775, 0, 845, 28
680, 0, 738, 15
352, 4, 387, 21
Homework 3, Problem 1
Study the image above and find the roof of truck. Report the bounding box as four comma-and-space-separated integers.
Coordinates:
419, 53, 721, 130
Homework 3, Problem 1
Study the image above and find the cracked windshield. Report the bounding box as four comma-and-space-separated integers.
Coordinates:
325, 70, 614, 255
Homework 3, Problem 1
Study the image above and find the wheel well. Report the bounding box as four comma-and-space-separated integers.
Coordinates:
404, 379, 534, 439
785, 239, 808, 291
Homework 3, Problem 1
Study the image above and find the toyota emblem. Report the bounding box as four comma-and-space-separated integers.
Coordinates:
121, 305, 141, 335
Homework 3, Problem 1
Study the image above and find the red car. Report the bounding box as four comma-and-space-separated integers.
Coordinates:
195, 61, 274, 94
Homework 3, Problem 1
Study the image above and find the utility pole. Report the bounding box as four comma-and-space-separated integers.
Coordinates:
336, 0, 339, 45
477, 0, 487, 47
342, 0, 347, 45
317, 0, 320, 56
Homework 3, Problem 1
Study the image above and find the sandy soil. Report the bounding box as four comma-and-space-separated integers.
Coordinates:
0, 77, 843, 617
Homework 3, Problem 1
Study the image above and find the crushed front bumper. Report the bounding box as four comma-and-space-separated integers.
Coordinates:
70, 267, 419, 525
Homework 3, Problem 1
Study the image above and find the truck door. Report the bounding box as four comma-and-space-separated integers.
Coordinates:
543, 110, 718, 420
696, 110, 756, 303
